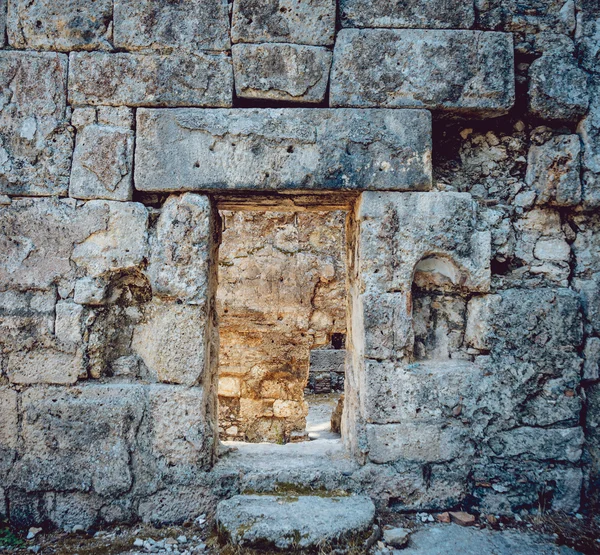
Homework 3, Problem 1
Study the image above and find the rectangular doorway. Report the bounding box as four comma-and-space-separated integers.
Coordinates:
215, 194, 354, 446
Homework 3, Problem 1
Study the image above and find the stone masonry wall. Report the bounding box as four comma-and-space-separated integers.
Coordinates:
217, 210, 346, 443
0, 0, 599, 529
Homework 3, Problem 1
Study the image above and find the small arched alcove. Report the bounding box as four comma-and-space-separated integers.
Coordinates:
410, 254, 471, 362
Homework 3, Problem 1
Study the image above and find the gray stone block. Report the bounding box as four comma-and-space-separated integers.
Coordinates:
10, 385, 145, 496
525, 134, 582, 206
529, 52, 589, 123
231, 0, 336, 46
134, 108, 432, 192
340, 0, 475, 29
232, 44, 332, 104
309, 349, 345, 373
357, 192, 491, 293
68, 52, 233, 108
0, 0, 5, 47
7, 0, 112, 51
330, 29, 515, 117
0, 52, 72, 197
70, 109, 135, 201
217, 495, 375, 549
114, 0, 230, 53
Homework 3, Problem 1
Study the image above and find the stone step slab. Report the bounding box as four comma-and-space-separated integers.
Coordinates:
216, 494, 375, 549
134, 108, 432, 192
330, 29, 515, 117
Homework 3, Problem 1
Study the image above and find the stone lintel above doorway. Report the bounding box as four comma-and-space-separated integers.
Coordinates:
134, 108, 432, 193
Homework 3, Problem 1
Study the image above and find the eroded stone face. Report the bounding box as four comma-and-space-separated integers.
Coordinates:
114, 0, 230, 53
135, 108, 432, 192
0, 52, 72, 196
232, 44, 332, 104
7, 0, 113, 51
340, 0, 475, 29
68, 52, 233, 108
525, 134, 582, 206
231, 0, 336, 46
330, 29, 515, 117
147, 194, 214, 305
70, 108, 135, 201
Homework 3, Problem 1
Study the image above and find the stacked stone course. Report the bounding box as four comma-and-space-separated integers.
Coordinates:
0, 0, 599, 530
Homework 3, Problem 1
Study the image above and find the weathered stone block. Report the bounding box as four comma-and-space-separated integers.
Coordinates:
144, 385, 213, 472
362, 359, 490, 425
114, 0, 230, 53
465, 295, 502, 351
231, 0, 336, 46
135, 108, 432, 192
7, 0, 112, 51
310, 349, 345, 374
586, 382, 600, 507
70, 108, 135, 201
10, 385, 145, 496
55, 301, 84, 345
476, 0, 577, 55
131, 300, 208, 385
147, 194, 214, 304
232, 44, 332, 104
219, 377, 241, 398
362, 292, 413, 361
68, 52, 233, 108
578, 18, 600, 74
7, 348, 83, 385
340, 0, 475, 29
0, 198, 105, 290
72, 200, 148, 277
0, 52, 72, 196
357, 192, 491, 293
525, 134, 582, 206
584, 337, 600, 382
366, 422, 470, 464
578, 76, 600, 207
0, 0, 5, 48
575, 278, 600, 335
330, 29, 515, 117
488, 427, 584, 463
0, 387, 18, 480
529, 52, 589, 123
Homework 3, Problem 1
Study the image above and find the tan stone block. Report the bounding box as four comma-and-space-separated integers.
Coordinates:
219, 377, 242, 398
0, 387, 18, 450
272, 400, 308, 419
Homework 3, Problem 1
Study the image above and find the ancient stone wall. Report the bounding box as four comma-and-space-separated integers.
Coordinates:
0, 0, 598, 530
217, 210, 346, 443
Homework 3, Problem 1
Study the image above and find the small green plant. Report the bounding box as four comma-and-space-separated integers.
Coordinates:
0, 522, 25, 548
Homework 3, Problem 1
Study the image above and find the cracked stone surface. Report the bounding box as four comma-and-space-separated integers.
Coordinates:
232, 43, 332, 104
134, 108, 432, 192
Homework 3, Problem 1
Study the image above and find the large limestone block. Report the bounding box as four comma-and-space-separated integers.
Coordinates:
7, 0, 112, 51
70, 108, 135, 201
525, 134, 582, 206
0, 290, 55, 350
362, 360, 491, 425
114, 0, 230, 53
357, 192, 491, 293
0, 52, 72, 196
143, 385, 213, 472
586, 383, 600, 507
7, 348, 83, 385
68, 52, 233, 108
72, 200, 148, 277
488, 427, 584, 463
574, 277, 600, 335
10, 385, 145, 496
330, 29, 515, 117
231, 0, 336, 46
147, 194, 214, 304
528, 51, 589, 123
135, 108, 432, 192
578, 76, 600, 207
340, 0, 475, 29
131, 300, 209, 385
217, 495, 375, 549
0, 198, 106, 290
232, 44, 332, 104
0, 387, 18, 480
366, 422, 470, 464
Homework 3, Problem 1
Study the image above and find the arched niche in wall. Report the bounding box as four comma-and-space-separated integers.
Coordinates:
410, 254, 473, 362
